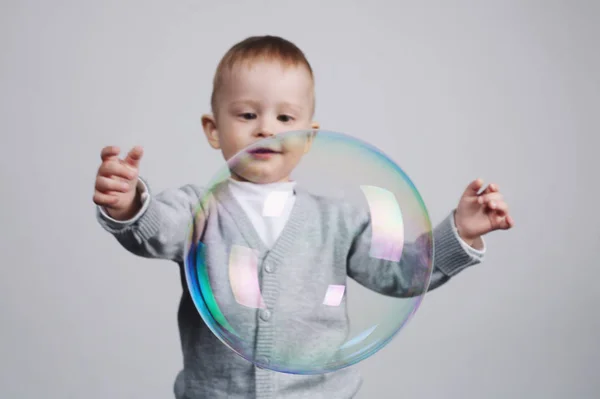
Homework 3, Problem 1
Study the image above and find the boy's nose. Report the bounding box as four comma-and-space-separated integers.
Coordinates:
255, 124, 275, 138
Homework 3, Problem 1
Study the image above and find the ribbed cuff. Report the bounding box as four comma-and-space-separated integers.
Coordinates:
449, 210, 487, 257
433, 212, 483, 277
96, 177, 161, 240
97, 178, 150, 225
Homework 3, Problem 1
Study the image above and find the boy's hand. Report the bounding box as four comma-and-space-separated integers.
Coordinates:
454, 178, 514, 248
93, 145, 144, 221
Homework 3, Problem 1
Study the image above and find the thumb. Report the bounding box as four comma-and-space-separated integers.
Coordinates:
493, 214, 514, 230
462, 178, 485, 198
101, 145, 121, 162
124, 146, 144, 168
500, 215, 515, 230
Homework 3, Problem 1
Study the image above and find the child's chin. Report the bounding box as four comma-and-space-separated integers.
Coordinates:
233, 168, 288, 184
228, 158, 296, 184
250, 175, 288, 184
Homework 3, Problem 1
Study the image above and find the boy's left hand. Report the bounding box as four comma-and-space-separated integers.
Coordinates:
454, 178, 514, 248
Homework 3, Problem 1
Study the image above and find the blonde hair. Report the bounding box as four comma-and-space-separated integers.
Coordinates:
210, 35, 314, 114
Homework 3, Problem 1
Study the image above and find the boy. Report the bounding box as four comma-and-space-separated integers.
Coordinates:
94, 36, 513, 399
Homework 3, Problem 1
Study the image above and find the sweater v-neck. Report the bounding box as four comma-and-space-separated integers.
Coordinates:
215, 180, 311, 264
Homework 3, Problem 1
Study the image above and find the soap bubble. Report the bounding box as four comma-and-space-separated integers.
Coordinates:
184, 130, 433, 374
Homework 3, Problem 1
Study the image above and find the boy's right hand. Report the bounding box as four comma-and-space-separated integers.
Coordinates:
93, 145, 144, 221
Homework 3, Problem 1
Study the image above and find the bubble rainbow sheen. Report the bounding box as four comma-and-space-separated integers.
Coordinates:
183, 130, 433, 374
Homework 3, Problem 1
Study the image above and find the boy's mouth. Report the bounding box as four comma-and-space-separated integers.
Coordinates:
247, 147, 282, 160
248, 147, 282, 155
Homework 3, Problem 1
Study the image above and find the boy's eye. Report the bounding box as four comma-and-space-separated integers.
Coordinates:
240, 113, 257, 120
277, 115, 294, 122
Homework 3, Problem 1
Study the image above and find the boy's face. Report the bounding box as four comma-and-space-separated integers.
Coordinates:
202, 61, 319, 184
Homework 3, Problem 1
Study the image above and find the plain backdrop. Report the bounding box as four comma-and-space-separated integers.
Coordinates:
0, 0, 596, 398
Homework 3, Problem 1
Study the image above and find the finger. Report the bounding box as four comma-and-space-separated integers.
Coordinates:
505, 215, 515, 228
93, 191, 119, 207
478, 182, 502, 196
477, 185, 490, 196
95, 176, 131, 193
492, 214, 507, 229
487, 200, 508, 216
492, 214, 514, 230
477, 192, 504, 205
124, 146, 144, 168
464, 178, 485, 197
98, 161, 137, 180
101, 146, 121, 161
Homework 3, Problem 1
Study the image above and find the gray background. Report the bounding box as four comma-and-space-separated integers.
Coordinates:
0, 0, 596, 398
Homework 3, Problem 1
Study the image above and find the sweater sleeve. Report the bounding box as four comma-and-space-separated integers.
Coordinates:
96, 177, 204, 263
346, 208, 484, 297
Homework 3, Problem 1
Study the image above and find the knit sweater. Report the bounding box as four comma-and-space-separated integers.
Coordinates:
97, 178, 484, 399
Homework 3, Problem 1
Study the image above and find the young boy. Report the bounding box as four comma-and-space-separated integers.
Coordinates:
94, 36, 513, 399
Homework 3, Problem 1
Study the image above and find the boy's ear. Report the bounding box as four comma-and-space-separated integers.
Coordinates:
202, 114, 220, 149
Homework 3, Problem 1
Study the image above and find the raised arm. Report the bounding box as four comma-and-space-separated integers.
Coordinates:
96, 178, 203, 262
93, 145, 203, 263
347, 207, 485, 298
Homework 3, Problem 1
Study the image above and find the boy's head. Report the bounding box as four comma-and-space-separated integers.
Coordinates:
202, 36, 319, 184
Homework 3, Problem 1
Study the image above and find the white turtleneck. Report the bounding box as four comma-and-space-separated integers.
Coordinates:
227, 178, 297, 248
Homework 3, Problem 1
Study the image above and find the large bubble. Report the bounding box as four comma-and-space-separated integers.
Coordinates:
184, 130, 433, 374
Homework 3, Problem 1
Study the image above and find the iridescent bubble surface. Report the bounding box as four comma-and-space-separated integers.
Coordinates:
184, 130, 433, 374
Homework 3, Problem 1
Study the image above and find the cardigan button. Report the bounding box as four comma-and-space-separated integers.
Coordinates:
260, 309, 271, 321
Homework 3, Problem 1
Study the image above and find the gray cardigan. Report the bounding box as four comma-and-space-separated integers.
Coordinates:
97, 179, 484, 399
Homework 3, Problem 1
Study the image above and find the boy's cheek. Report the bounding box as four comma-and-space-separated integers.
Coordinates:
226, 121, 253, 137
292, 119, 314, 130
